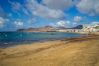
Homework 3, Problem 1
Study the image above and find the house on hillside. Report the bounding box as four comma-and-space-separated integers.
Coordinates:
82, 24, 99, 32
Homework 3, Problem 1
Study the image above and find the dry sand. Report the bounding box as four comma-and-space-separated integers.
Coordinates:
0, 35, 99, 66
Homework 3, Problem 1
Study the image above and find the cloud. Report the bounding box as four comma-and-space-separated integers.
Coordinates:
8, 0, 30, 16
56, 21, 66, 27
8, 0, 21, 11
11, 2, 21, 11
22, 7, 30, 16
66, 20, 70, 24
14, 20, 23, 27
0, 17, 7, 28
56, 20, 70, 27
33, 5, 65, 19
26, 0, 65, 19
91, 21, 99, 25
73, 0, 81, 4
74, 16, 82, 22
42, 0, 73, 10
76, 0, 99, 16
0, 17, 5, 27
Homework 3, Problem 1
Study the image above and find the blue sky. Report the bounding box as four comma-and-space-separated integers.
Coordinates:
0, 0, 99, 31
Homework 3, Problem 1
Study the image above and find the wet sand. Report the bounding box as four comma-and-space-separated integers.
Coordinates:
0, 35, 99, 66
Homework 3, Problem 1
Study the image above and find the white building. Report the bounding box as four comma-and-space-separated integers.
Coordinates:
82, 24, 99, 32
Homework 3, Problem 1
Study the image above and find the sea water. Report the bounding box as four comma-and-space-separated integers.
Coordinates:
0, 32, 86, 47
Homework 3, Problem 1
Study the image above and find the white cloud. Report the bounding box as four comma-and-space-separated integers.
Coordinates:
49, 20, 70, 27
12, 2, 21, 11
76, 0, 99, 16
74, 16, 82, 22
66, 21, 70, 24
73, 0, 81, 4
9, 0, 30, 16
26, 0, 65, 19
56, 20, 71, 27
8, 0, 22, 11
14, 20, 23, 27
42, 0, 73, 10
33, 5, 65, 19
0, 17, 9, 28
91, 21, 99, 25
57, 21, 66, 27
0, 17, 5, 27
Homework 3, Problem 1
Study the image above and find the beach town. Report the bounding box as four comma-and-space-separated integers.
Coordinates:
57, 24, 99, 34
17, 23, 99, 34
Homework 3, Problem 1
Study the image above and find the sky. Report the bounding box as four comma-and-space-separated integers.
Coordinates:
0, 0, 99, 31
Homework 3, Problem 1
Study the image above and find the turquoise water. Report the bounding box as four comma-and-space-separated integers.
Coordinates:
0, 32, 86, 47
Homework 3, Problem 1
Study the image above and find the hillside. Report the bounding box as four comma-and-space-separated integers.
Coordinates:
17, 26, 55, 32
17, 25, 83, 32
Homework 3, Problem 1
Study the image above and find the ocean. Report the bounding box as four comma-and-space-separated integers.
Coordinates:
0, 32, 86, 47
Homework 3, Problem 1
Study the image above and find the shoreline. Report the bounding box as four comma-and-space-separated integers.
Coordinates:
0, 35, 99, 66
0, 32, 89, 48
0, 34, 97, 48
0, 33, 91, 48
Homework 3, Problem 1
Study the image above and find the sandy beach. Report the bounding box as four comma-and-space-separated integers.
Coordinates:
0, 35, 99, 66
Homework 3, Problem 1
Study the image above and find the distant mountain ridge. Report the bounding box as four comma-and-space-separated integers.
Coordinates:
17, 26, 55, 32
17, 25, 83, 32
72, 25, 83, 29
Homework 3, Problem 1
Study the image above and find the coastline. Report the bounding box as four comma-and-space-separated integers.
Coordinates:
0, 35, 99, 66
0, 32, 88, 48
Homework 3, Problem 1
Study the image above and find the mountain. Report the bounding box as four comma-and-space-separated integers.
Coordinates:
17, 25, 83, 32
17, 26, 56, 32
62, 25, 83, 29
72, 25, 83, 29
